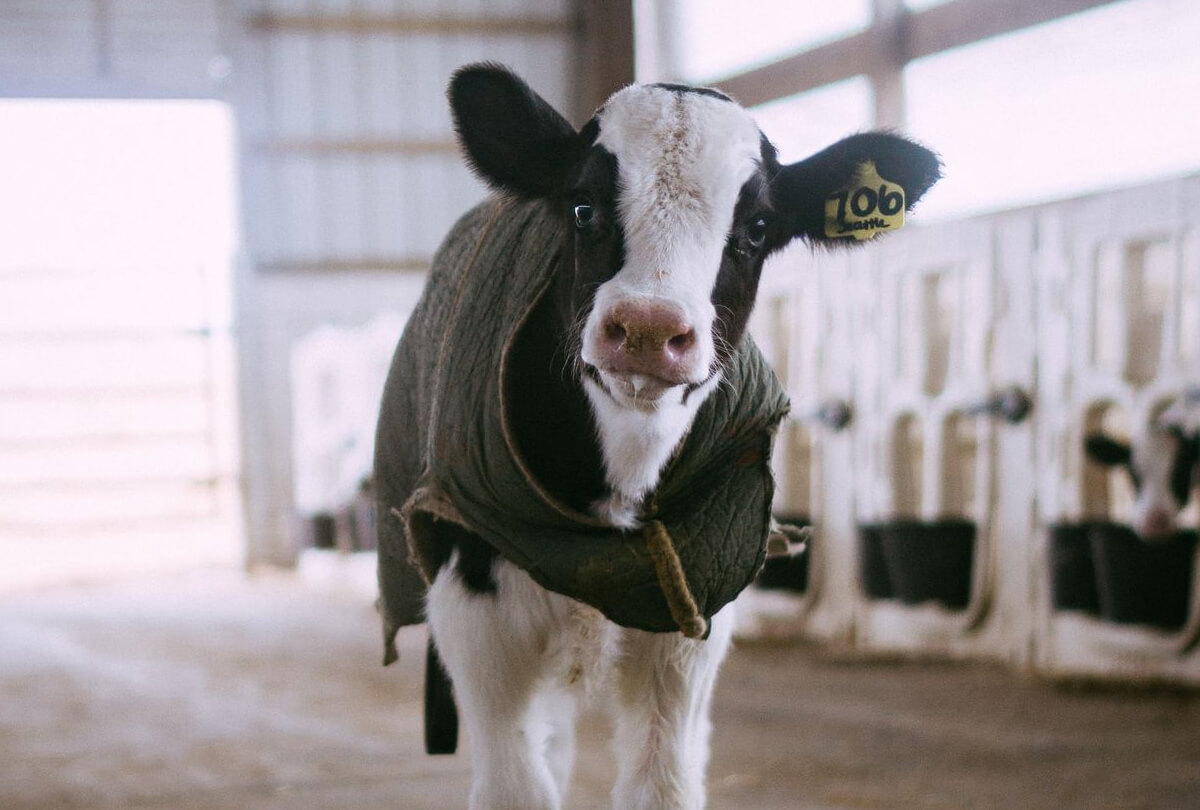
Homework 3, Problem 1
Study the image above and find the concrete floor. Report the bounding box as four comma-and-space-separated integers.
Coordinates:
2, 566, 1199, 810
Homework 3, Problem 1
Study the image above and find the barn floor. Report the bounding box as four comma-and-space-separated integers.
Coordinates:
3, 563, 1199, 810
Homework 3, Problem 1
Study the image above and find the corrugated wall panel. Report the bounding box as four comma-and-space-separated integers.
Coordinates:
264, 34, 315, 137
0, 0, 228, 98
0, 2, 98, 87
242, 0, 576, 272
108, 0, 222, 83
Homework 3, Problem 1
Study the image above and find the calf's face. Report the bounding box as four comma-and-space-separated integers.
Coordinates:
450, 65, 941, 411
578, 85, 765, 403
1086, 427, 1200, 540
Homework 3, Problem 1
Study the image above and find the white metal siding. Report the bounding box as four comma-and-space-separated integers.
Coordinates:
238, 0, 575, 273
0, 0, 229, 99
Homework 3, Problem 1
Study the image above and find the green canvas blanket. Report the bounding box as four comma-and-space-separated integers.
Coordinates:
375, 197, 790, 663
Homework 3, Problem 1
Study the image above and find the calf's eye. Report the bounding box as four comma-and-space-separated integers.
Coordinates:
573, 202, 595, 229
747, 216, 769, 248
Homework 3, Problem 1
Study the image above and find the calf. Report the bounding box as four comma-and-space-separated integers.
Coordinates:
1086, 402, 1200, 540
375, 64, 940, 810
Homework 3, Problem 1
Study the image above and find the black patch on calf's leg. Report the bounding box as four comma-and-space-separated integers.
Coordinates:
424, 637, 458, 755
441, 522, 499, 595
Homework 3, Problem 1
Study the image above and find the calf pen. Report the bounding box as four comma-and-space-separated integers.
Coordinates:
752, 171, 1200, 685
292, 172, 1200, 686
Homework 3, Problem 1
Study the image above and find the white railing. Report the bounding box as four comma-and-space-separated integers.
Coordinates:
749, 172, 1200, 684
0, 265, 242, 588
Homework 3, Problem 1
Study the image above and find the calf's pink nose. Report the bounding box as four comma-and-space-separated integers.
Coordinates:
598, 300, 697, 383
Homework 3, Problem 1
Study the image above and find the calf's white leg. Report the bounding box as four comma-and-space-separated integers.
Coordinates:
532, 684, 579, 800
426, 557, 571, 810
610, 604, 735, 810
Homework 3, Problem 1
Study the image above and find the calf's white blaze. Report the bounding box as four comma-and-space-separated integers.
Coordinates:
579, 85, 763, 526
582, 85, 762, 392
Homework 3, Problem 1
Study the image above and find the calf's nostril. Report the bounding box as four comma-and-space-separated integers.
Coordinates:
668, 329, 696, 354
604, 320, 627, 344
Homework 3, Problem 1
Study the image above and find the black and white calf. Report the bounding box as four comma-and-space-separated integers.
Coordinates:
1086, 401, 1200, 541
376, 64, 940, 810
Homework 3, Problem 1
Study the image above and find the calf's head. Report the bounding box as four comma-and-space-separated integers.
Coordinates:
450, 64, 940, 409
1086, 425, 1200, 540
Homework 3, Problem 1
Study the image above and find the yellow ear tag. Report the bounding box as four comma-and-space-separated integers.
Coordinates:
824, 161, 906, 241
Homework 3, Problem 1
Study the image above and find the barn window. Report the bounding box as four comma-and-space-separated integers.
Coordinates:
750, 78, 873, 168
0, 99, 241, 588
906, 0, 1200, 219
665, 0, 869, 84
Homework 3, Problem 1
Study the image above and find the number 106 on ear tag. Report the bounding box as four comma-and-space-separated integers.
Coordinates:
825, 161, 906, 241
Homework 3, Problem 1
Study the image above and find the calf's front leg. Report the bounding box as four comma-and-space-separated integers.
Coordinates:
426, 558, 570, 810
611, 604, 734, 810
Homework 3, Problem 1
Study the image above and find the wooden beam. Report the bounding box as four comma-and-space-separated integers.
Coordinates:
576, 0, 635, 119
0, 383, 205, 400
253, 138, 459, 157
712, 0, 1119, 108
245, 12, 572, 38
256, 257, 431, 274
712, 29, 879, 107
907, 0, 1119, 60
94, 0, 112, 77
870, 0, 908, 128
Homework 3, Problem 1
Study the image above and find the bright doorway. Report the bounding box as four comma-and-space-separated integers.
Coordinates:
0, 99, 242, 589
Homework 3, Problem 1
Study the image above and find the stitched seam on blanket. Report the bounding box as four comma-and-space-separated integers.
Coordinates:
423, 198, 510, 463
497, 272, 609, 529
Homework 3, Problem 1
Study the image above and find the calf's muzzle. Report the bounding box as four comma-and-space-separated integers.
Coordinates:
596, 299, 698, 385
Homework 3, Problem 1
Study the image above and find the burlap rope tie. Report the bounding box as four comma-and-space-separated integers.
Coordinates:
643, 519, 708, 639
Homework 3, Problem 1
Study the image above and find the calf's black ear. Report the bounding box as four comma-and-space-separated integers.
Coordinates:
1084, 433, 1132, 467
449, 63, 586, 198
772, 132, 942, 247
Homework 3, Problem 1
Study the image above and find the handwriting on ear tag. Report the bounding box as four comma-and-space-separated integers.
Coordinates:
824, 161, 906, 241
